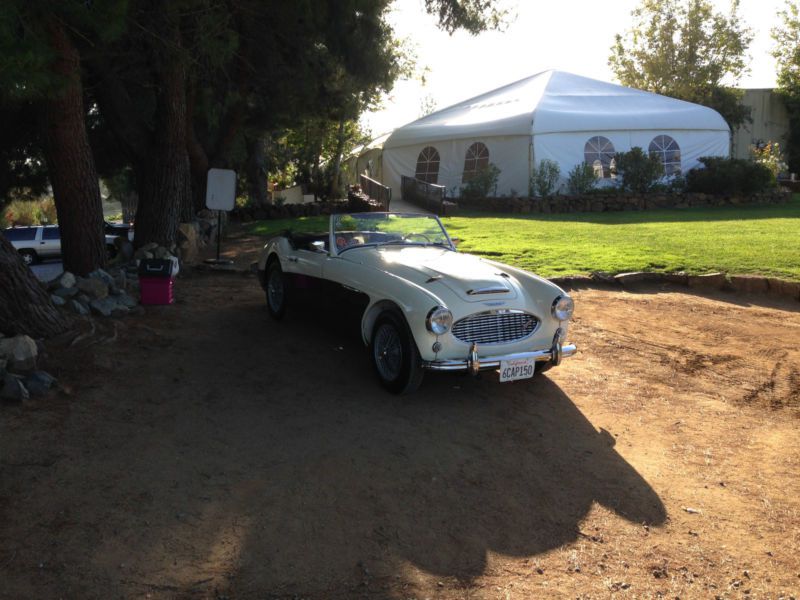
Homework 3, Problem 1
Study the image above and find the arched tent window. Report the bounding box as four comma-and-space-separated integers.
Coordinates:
649, 135, 681, 175
584, 136, 616, 178
415, 146, 441, 184
462, 142, 489, 182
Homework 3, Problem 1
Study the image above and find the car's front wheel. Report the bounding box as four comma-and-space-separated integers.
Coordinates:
18, 249, 38, 266
265, 259, 287, 319
371, 311, 424, 394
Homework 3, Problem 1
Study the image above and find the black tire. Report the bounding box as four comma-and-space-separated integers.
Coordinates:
370, 310, 424, 394
265, 259, 287, 320
18, 249, 39, 266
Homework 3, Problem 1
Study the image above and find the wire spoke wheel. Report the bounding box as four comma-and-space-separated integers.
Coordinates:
373, 323, 403, 381
370, 311, 424, 394
265, 261, 287, 319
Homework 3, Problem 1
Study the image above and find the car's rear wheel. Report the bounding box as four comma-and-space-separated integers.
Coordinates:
371, 311, 424, 394
265, 259, 287, 319
18, 249, 38, 266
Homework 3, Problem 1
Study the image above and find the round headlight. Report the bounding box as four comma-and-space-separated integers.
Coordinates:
426, 306, 453, 335
551, 295, 574, 321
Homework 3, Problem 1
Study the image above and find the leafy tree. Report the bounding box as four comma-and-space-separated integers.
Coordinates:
0, 0, 126, 276
609, 0, 753, 128
772, 1, 800, 173
424, 0, 509, 34
0, 1, 125, 337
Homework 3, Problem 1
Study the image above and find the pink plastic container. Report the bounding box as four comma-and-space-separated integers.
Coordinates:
139, 276, 174, 305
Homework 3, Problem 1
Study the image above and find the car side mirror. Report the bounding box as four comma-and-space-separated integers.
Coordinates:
310, 240, 327, 253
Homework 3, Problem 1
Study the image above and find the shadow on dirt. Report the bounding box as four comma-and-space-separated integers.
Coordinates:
0, 276, 666, 599
163, 300, 667, 596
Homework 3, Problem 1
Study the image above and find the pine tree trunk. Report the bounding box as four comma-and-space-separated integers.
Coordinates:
0, 233, 72, 338
40, 18, 106, 277
133, 32, 192, 247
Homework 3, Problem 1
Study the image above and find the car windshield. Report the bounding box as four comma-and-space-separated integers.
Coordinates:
332, 213, 453, 253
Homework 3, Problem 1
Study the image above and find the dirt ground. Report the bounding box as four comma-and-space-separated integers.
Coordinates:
1, 233, 800, 599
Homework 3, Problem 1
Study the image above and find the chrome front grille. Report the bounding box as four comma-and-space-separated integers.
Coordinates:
451, 310, 539, 345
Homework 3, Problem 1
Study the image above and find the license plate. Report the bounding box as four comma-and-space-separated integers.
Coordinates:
498, 357, 535, 382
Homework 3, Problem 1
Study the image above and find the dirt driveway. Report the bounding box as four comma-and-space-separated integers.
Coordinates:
1, 258, 799, 599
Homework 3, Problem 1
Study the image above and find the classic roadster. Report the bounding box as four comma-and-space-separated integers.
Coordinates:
257, 212, 576, 393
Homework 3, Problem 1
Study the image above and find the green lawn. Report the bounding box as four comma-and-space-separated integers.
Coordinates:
247, 195, 800, 280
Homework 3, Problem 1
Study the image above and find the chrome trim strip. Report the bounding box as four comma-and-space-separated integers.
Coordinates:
467, 286, 510, 295
423, 344, 577, 372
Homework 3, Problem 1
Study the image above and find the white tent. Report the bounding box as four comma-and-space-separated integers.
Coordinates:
379, 70, 730, 198
342, 132, 391, 186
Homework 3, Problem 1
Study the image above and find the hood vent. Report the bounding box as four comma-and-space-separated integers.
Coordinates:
467, 286, 510, 295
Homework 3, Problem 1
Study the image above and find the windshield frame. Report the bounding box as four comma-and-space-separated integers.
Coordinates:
328, 212, 456, 257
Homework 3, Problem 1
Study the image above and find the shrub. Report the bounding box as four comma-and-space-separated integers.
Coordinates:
4, 199, 42, 226
686, 157, 776, 195
566, 163, 597, 195
461, 163, 501, 199
39, 197, 58, 224
614, 147, 664, 193
750, 141, 788, 179
529, 159, 561, 198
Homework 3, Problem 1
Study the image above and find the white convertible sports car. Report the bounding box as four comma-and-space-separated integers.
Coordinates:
257, 212, 576, 393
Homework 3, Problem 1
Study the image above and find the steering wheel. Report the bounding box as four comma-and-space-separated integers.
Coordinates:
402, 232, 432, 243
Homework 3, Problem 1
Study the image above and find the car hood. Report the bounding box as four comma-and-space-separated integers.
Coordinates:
342, 245, 523, 304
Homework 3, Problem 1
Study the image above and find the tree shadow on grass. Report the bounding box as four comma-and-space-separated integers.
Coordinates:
448, 198, 800, 227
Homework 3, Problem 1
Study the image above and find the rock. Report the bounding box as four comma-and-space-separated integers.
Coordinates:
1, 373, 29, 402
177, 223, 199, 264
134, 249, 154, 261
116, 292, 138, 309
69, 299, 89, 316
50, 294, 67, 307
89, 269, 115, 286
614, 272, 663, 285
730, 275, 769, 294
111, 305, 129, 318
688, 272, 727, 290
89, 297, 118, 317
0, 334, 38, 371
58, 272, 77, 289
76, 277, 109, 300
76, 293, 91, 306
24, 371, 57, 397
0, 358, 6, 378
53, 286, 79, 299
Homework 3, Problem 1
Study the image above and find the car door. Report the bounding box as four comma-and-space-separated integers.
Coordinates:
40, 226, 61, 258
288, 245, 325, 279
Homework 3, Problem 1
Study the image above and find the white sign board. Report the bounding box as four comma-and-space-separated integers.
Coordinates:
205, 168, 236, 211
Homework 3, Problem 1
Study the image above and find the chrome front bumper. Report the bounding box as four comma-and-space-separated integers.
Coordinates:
423, 341, 577, 373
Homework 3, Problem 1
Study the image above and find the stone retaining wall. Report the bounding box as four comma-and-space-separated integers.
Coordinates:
456, 190, 790, 214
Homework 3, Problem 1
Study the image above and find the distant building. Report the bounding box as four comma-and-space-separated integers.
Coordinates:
732, 89, 791, 160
